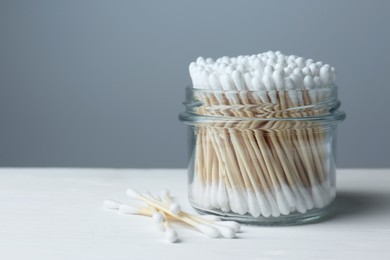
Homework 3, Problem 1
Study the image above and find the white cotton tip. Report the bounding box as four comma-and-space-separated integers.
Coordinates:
264, 64, 274, 75
312, 185, 326, 208
119, 204, 139, 214
197, 224, 221, 238
251, 76, 265, 91
303, 75, 315, 90
290, 73, 303, 90
220, 74, 235, 91
152, 212, 165, 224
244, 73, 254, 90
161, 189, 170, 198
126, 188, 141, 199
274, 187, 290, 215
196, 56, 205, 65
230, 188, 248, 215
295, 57, 305, 68
255, 191, 272, 217
262, 74, 275, 91
201, 215, 222, 221
306, 59, 314, 66
210, 182, 219, 208
246, 191, 261, 217
155, 222, 166, 232
302, 67, 312, 76
215, 221, 241, 233
272, 69, 285, 90
165, 227, 178, 243
214, 224, 236, 238
319, 65, 330, 85
206, 57, 214, 64
284, 67, 293, 76
265, 190, 280, 217
298, 184, 314, 210
290, 185, 307, 213
217, 179, 229, 211
169, 203, 181, 214
280, 183, 296, 208
313, 76, 322, 88
200, 70, 210, 89
309, 63, 319, 76
103, 199, 121, 210
232, 70, 246, 90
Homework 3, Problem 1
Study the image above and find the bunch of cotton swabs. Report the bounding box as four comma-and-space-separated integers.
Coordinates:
103, 188, 241, 243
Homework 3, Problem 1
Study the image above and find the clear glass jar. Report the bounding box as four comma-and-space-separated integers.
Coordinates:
179, 86, 346, 225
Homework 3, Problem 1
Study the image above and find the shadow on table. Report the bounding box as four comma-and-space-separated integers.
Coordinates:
328, 191, 390, 221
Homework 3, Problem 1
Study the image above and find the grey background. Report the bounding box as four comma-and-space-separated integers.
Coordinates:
0, 0, 389, 168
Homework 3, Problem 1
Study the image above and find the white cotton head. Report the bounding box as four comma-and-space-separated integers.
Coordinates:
274, 186, 290, 215
311, 185, 326, 208
303, 75, 315, 90
262, 74, 275, 91
214, 224, 236, 239
225, 64, 236, 74
197, 224, 221, 238
284, 67, 293, 76
246, 191, 261, 217
103, 199, 121, 210
200, 70, 210, 89
220, 74, 236, 90
316, 61, 323, 67
290, 73, 303, 89
232, 70, 246, 90
206, 57, 214, 64
221, 56, 230, 64
215, 221, 241, 232
302, 67, 312, 76
126, 188, 141, 199
236, 64, 246, 73
152, 211, 165, 224
284, 77, 296, 90
251, 76, 265, 91
196, 56, 205, 65
165, 227, 178, 243
313, 76, 322, 88
119, 204, 139, 214
244, 73, 254, 90
306, 59, 314, 66
209, 73, 222, 91
189, 62, 197, 74
319, 64, 330, 85
254, 59, 264, 71
295, 57, 305, 68
309, 63, 319, 76
288, 62, 298, 69
264, 64, 274, 75
169, 203, 181, 214
161, 189, 170, 198
218, 63, 227, 72
272, 69, 285, 90
285, 78, 299, 106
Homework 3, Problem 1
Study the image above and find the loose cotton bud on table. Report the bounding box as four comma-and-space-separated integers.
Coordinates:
103, 189, 241, 243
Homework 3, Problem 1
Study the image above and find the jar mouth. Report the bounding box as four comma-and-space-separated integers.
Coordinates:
179, 86, 346, 125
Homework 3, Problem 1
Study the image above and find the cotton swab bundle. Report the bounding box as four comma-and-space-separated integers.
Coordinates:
185, 51, 340, 221
103, 189, 241, 242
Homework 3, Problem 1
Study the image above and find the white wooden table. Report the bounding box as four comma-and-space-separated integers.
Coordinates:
0, 168, 389, 260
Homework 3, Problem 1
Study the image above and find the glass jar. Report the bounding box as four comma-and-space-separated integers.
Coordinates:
179, 86, 345, 225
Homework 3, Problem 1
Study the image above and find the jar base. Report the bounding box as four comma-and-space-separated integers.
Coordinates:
191, 202, 334, 226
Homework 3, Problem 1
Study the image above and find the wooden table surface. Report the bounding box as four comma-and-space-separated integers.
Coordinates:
0, 168, 389, 260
